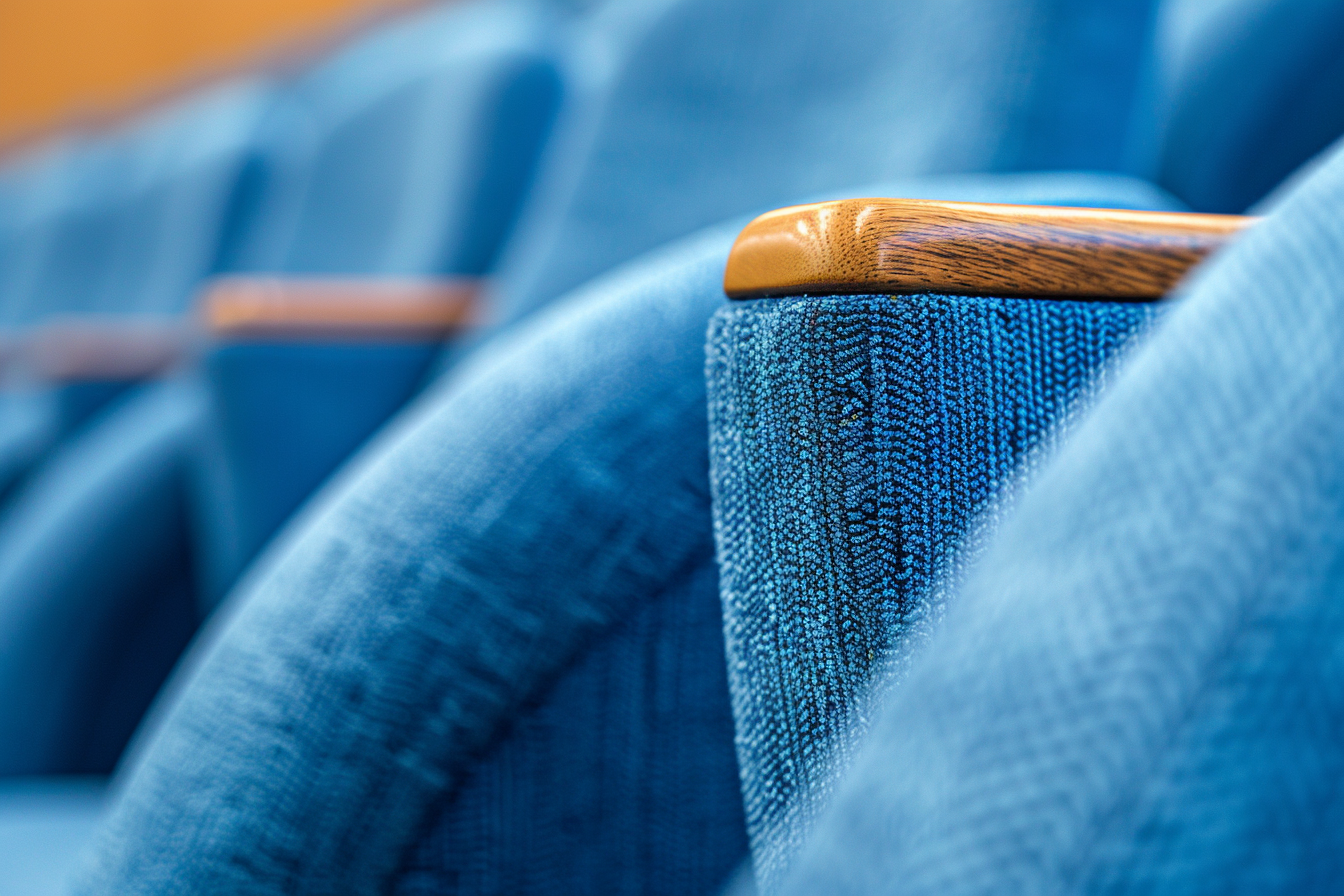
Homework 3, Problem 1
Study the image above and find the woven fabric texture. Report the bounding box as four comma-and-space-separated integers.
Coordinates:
707, 293, 1160, 888
773, 117, 1344, 896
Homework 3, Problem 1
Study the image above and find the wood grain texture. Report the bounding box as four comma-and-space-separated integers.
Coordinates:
201, 276, 480, 339
724, 198, 1255, 301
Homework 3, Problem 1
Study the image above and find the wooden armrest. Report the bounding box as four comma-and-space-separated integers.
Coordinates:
200, 277, 481, 339
724, 199, 1255, 301
26, 318, 190, 382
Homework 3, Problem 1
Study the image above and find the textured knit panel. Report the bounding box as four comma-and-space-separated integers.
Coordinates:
395, 557, 746, 896
707, 293, 1160, 888
771, 120, 1344, 896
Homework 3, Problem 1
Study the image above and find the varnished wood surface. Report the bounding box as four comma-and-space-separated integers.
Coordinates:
724, 198, 1255, 301
201, 276, 480, 339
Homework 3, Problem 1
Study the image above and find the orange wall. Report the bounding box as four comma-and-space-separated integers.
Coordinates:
0, 0, 422, 147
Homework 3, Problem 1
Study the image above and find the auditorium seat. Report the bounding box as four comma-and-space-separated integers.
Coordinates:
0, 82, 271, 497
764, 133, 1344, 896
59, 0, 1174, 887
16, 0, 1344, 892
188, 0, 562, 601
706, 196, 1250, 887
0, 0, 1158, 791
1152, 0, 1344, 212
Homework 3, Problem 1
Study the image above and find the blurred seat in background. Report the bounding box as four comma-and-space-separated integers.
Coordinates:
0, 81, 272, 498
0, 0, 564, 793
189, 0, 563, 603
1153, 0, 1344, 212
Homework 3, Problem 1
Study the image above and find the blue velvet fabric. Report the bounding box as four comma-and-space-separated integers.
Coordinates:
1152, 0, 1344, 212
768, 116, 1344, 896
74, 225, 745, 895
72, 172, 1182, 895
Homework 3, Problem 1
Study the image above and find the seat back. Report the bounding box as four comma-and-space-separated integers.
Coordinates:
0, 81, 271, 325
1152, 0, 1344, 211
490, 0, 1161, 322
217, 0, 563, 278
191, 0, 564, 603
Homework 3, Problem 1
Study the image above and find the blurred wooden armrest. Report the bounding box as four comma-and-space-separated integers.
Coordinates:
200, 276, 482, 340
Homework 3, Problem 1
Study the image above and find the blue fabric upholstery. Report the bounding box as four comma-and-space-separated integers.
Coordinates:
1153, 0, 1344, 212
707, 293, 1160, 888
768, 131, 1344, 896
191, 0, 563, 601
74, 226, 745, 894
72, 172, 1182, 895
491, 0, 1160, 321
0, 0, 1165, 791
0, 381, 202, 776
0, 778, 104, 896
0, 81, 271, 323
192, 343, 441, 601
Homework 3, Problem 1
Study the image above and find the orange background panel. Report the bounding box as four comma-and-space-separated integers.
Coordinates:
0, 0, 422, 148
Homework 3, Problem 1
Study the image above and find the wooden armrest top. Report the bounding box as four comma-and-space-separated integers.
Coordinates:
201, 277, 481, 339
26, 318, 190, 382
724, 198, 1255, 301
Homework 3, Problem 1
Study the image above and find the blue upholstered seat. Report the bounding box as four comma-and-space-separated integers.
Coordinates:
766, 133, 1344, 896
0, 80, 270, 324
62, 0, 1174, 883
10, 0, 1344, 891
0, 0, 565, 786
0, 83, 272, 498
190, 0, 563, 601
71, 172, 1179, 896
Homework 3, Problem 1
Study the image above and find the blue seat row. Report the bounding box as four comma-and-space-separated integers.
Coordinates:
0, 0, 1339, 892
